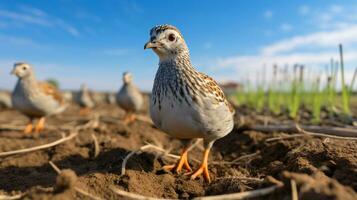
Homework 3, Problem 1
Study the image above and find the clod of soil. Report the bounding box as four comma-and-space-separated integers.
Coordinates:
55, 169, 78, 192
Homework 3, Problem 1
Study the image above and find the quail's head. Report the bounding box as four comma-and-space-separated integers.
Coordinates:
123, 72, 133, 84
11, 62, 33, 78
144, 24, 188, 59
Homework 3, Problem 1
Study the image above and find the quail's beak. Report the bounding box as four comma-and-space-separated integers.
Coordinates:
144, 41, 157, 50
10, 69, 16, 75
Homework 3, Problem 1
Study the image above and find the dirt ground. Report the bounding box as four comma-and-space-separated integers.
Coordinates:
0, 102, 356, 200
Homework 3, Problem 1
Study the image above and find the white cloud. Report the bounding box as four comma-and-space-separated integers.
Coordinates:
218, 51, 357, 69
19, 5, 47, 17
0, 5, 80, 36
307, 4, 357, 30
263, 10, 273, 19
0, 10, 52, 26
215, 50, 357, 87
280, 23, 293, 32
209, 4, 357, 87
261, 25, 357, 55
214, 23, 357, 85
55, 18, 80, 37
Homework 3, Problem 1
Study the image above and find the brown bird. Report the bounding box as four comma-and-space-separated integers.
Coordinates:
145, 25, 234, 182
11, 62, 66, 134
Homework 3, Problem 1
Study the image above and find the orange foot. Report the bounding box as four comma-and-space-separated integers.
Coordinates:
34, 117, 46, 134
123, 113, 137, 125
163, 148, 192, 173
190, 149, 211, 183
24, 123, 33, 134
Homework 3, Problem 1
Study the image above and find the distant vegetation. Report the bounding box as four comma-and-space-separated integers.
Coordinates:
46, 78, 60, 89
234, 44, 357, 124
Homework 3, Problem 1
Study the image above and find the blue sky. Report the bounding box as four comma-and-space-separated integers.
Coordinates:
0, 0, 357, 91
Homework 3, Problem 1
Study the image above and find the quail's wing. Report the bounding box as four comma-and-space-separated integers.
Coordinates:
198, 73, 235, 115
37, 82, 64, 104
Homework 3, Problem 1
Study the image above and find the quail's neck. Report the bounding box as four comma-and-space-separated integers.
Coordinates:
19, 73, 36, 85
159, 50, 194, 72
17, 73, 39, 94
123, 82, 132, 87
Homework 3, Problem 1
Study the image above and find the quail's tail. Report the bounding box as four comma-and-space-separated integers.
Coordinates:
54, 103, 68, 114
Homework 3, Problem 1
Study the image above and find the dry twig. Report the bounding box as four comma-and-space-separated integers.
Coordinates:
143, 141, 202, 163
0, 132, 78, 157
121, 145, 153, 175
73, 118, 99, 131
215, 176, 264, 182
143, 142, 180, 160
248, 124, 357, 140
193, 183, 283, 200
91, 134, 100, 158
291, 180, 298, 200
0, 194, 23, 200
265, 134, 304, 142
110, 186, 168, 200
49, 161, 62, 174
295, 124, 357, 140
0, 125, 24, 131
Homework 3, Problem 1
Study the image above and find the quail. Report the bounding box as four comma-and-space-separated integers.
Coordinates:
11, 62, 66, 134
76, 84, 95, 116
144, 25, 235, 182
116, 72, 144, 124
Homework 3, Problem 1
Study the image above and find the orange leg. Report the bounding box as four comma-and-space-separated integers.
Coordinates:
128, 114, 137, 124
163, 148, 192, 173
123, 113, 130, 125
24, 123, 33, 134
35, 117, 46, 133
123, 113, 136, 125
191, 149, 211, 183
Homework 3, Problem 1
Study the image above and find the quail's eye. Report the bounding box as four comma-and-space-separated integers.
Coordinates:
22, 67, 26, 70
168, 34, 175, 42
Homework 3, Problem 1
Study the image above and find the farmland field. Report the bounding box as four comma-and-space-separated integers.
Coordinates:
0, 96, 356, 200
3, 1, 357, 200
